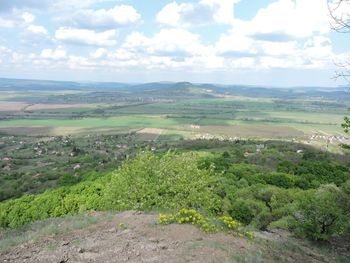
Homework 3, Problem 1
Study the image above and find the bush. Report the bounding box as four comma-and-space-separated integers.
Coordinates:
0, 180, 106, 229
105, 151, 222, 214
229, 199, 255, 225
253, 209, 276, 230
260, 172, 295, 188
292, 184, 347, 240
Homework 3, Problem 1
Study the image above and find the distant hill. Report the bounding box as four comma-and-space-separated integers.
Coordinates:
0, 78, 349, 100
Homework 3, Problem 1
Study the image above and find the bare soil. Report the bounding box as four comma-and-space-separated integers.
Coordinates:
0, 211, 346, 263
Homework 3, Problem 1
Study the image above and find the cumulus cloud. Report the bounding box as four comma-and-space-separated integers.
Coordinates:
0, 46, 12, 64
20, 24, 50, 45
60, 5, 141, 30
90, 48, 108, 59
157, 0, 239, 27
40, 47, 67, 60
0, 11, 35, 28
233, 0, 330, 39
27, 25, 48, 35
210, 0, 336, 70
55, 27, 117, 46
123, 29, 205, 57
1, 0, 347, 81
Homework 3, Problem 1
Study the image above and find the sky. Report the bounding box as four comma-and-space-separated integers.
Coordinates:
0, 0, 349, 87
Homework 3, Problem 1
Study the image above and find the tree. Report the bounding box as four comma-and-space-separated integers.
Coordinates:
293, 184, 346, 240
328, 0, 350, 82
328, 1, 350, 133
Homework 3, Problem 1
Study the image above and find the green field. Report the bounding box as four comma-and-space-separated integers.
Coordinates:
0, 97, 346, 139
0, 83, 348, 151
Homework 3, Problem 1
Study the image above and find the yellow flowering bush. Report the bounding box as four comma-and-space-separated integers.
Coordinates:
221, 215, 255, 239
159, 209, 255, 238
159, 208, 217, 233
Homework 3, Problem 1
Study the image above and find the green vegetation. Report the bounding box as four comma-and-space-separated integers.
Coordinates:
0, 133, 155, 201
1, 81, 350, 259
0, 147, 349, 242
105, 152, 221, 213
1, 82, 349, 142
159, 208, 254, 238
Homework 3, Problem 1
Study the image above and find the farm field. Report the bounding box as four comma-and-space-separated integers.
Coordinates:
0, 96, 347, 143
0, 81, 349, 154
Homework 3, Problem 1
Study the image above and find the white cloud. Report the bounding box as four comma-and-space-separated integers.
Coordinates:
216, 32, 256, 55
123, 29, 205, 56
0, 46, 12, 63
21, 24, 50, 45
55, 27, 117, 46
233, 0, 330, 39
201, 0, 239, 24
303, 36, 333, 61
157, 0, 238, 27
0, 18, 17, 28
22, 12, 35, 23
61, 5, 141, 30
27, 25, 48, 35
40, 47, 67, 60
90, 48, 108, 59
210, 0, 337, 70
0, 10, 35, 28
1, 0, 346, 79
259, 41, 298, 56
230, 57, 256, 68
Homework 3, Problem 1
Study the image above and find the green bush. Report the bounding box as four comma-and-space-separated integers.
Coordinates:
105, 151, 222, 214
260, 172, 295, 189
228, 199, 255, 225
292, 184, 347, 240
0, 180, 106, 228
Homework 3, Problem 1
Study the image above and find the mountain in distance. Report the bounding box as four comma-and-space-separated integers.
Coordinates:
0, 77, 349, 100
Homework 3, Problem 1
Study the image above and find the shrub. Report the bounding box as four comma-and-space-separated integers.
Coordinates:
260, 172, 295, 188
105, 151, 222, 214
228, 199, 255, 225
0, 180, 106, 229
253, 209, 276, 230
159, 208, 254, 238
292, 184, 346, 240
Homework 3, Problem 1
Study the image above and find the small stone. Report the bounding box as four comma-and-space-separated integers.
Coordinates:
159, 244, 168, 250
149, 238, 159, 243
133, 211, 143, 215
108, 228, 117, 233
78, 248, 85, 253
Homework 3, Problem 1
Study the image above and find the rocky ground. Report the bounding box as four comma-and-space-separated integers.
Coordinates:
0, 211, 347, 263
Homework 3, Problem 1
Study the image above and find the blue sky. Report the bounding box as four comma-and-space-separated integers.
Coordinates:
0, 0, 349, 87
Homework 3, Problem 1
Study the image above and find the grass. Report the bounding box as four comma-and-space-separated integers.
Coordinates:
0, 212, 114, 252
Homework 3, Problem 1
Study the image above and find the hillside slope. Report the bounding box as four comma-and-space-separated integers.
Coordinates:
0, 211, 347, 263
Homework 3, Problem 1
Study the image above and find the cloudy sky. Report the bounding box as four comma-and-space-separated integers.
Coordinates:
0, 0, 349, 87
